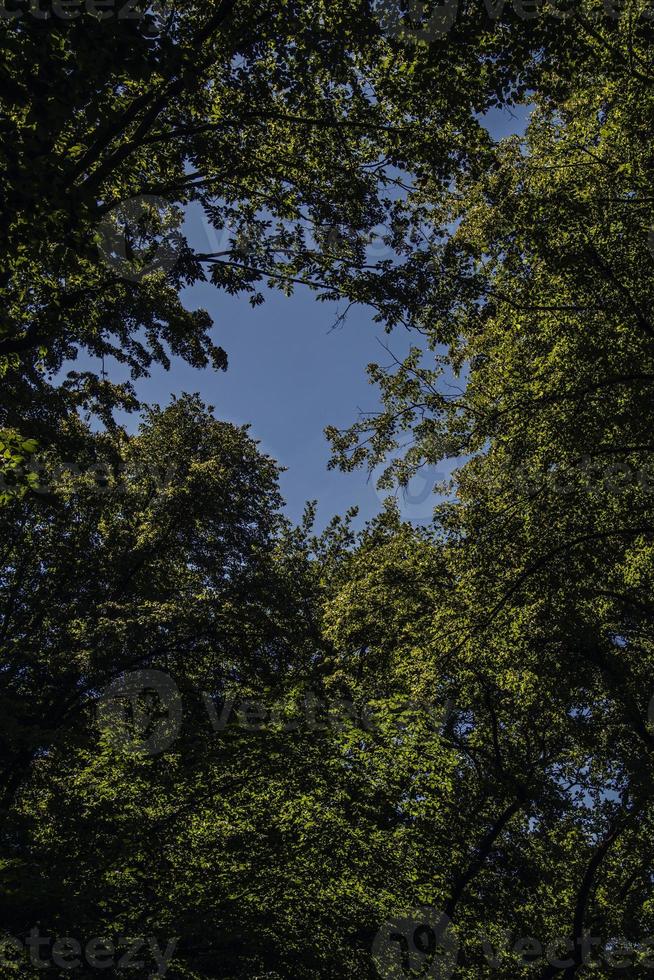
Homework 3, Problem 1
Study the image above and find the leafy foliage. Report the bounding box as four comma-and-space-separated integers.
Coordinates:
4, 2, 654, 978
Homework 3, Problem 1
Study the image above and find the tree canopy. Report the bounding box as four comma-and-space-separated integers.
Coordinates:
2, 2, 654, 978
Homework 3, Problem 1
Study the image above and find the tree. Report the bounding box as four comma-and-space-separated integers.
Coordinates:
0, 405, 457, 978
5, 3, 654, 977
327, 6, 654, 974
1, 0, 602, 472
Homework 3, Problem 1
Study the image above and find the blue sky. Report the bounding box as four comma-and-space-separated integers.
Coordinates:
95, 103, 531, 530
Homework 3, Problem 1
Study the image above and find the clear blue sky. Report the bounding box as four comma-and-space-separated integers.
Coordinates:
98, 104, 530, 530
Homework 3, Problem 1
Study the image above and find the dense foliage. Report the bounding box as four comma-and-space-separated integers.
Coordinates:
2, 1, 654, 978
